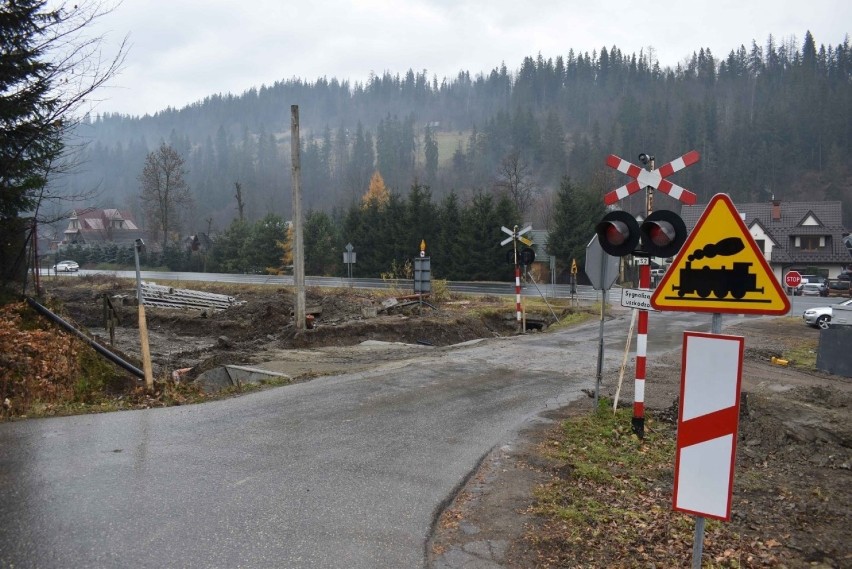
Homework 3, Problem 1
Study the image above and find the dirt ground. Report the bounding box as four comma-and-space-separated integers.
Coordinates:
36, 276, 852, 568
41, 275, 521, 383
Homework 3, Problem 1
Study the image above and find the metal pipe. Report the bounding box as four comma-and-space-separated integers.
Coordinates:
25, 296, 145, 380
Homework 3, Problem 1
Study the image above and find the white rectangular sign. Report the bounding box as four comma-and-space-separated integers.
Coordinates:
635, 256, 650, 265
673, 332, 744, 522
621, 288, 656, 311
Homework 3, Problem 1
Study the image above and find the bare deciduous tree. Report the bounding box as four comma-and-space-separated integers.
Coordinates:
139, 143, 192, 251
495, 151, 538, 217
234, 182, 246, 221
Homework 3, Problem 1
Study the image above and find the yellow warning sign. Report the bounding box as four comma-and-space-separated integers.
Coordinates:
650, 194, 790, 315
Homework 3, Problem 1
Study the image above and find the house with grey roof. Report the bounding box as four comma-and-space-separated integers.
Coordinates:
680, 199, 851, 281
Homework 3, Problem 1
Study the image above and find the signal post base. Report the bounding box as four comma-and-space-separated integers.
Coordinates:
632, 416, 644, 439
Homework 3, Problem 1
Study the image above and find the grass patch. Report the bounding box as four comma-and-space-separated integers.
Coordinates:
786, 342, 818, 370
526, 399, 765, 567
432, 130, 469, 168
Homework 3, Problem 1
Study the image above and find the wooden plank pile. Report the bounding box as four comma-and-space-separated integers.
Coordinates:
140, 282, 245, 312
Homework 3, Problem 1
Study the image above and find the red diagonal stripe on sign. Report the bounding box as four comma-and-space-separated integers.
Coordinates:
606, 155, 643, 179
603, 180, 643, 205
677, 406, 739, 448
605, 155, 622, 169
658, 150, 701, 178
626, 163, 642, 179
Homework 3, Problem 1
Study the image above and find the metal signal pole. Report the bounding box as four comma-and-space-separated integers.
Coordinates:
633, 154, 655, 439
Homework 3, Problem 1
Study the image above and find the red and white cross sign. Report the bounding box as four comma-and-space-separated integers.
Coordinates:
604, 151, 700, 206
673, 331, 744, 522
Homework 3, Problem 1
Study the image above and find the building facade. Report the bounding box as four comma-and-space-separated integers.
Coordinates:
680, 199, 851, 281
61, 209, 146, 247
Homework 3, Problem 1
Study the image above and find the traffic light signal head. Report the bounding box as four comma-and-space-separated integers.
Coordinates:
596, 209, 687, 258
639, 209, 687, 258
596, 210, 640, 256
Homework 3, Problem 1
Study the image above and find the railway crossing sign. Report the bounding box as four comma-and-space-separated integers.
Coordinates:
673, 332, 744, 521
604, 151, 700, 206
650, 194, 790, 315
500, 225, 532, 247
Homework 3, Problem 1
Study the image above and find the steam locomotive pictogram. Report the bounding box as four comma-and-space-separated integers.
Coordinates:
672, 237, 764, 300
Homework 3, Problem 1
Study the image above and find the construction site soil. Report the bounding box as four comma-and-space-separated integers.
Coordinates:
32, 276, 852, 567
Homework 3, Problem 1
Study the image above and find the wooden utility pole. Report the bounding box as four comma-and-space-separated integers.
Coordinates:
290, 105, 306, 330
134, 241, 154, 391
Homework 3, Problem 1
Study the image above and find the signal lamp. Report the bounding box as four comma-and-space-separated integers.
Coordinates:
639, 210, 687, 258
596, 210, 640, 256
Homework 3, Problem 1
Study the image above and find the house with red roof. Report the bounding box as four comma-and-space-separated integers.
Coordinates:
61, 208, 146, 247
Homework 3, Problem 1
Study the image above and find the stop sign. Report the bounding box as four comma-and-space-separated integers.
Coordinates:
785, 271, 802, 288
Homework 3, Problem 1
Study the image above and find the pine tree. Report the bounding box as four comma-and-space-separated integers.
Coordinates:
546, 177, 603, 271
0, 1, 124, 220
303, 210, 339, 276
423, 125, 439, 185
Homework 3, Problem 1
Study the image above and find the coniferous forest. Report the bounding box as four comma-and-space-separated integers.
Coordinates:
53, 31, 852, 279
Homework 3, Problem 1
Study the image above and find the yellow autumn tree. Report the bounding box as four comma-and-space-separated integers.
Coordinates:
274, 223, 294, 274
361, 171, 390, 210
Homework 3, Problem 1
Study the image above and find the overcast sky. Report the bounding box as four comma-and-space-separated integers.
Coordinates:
82, 0, 851, 117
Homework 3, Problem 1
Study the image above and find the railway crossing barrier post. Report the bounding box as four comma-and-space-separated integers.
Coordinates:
597, 150, 699, 438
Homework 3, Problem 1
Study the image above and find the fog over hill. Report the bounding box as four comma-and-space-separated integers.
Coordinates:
55, 32, 852, 233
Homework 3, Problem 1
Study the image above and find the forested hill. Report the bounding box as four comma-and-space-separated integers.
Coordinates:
61, 31, 852, 230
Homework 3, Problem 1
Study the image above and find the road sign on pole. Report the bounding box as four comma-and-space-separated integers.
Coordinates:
673, 332, 745, 522
499, 224, 533, 327
650, 194, 791, 315
585, 236, 619, 291
784, 270, 802, 289
343, 243, 356, 282
605, 151, 700, 205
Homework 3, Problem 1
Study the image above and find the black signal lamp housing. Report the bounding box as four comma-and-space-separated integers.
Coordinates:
639, 210, 687, 258
596, 210, 641, 257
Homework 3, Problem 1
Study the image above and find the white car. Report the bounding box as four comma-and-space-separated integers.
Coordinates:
803, 298, 852, 329
799, 282, 826, 296
53, 260, 79, 272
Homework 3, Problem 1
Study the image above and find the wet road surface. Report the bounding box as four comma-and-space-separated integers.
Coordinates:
0, 309, 719, 568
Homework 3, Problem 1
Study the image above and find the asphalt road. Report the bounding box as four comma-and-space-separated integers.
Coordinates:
0, 309, 751, 568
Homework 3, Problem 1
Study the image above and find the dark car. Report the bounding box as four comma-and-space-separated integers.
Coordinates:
822, 279, 852, 297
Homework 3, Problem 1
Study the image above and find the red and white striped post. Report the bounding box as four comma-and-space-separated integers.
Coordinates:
633, 260, 650, 438
515, 263, 522, 323
500, 224, 531, 333
631, 154, 655, 439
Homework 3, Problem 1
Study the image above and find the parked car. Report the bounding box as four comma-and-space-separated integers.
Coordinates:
803, 298, 852, 329
823, 279, 852, 297
799, 283, 825, 296
792, 274, 821, 295
53, 260, 79, 272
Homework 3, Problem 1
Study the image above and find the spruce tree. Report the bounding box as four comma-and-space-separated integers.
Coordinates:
0, 0, 62, 218
0, 0, 124, 220
547, 177, 603, 271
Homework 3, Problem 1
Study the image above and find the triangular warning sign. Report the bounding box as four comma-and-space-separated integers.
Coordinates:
651, 194, 791, 315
